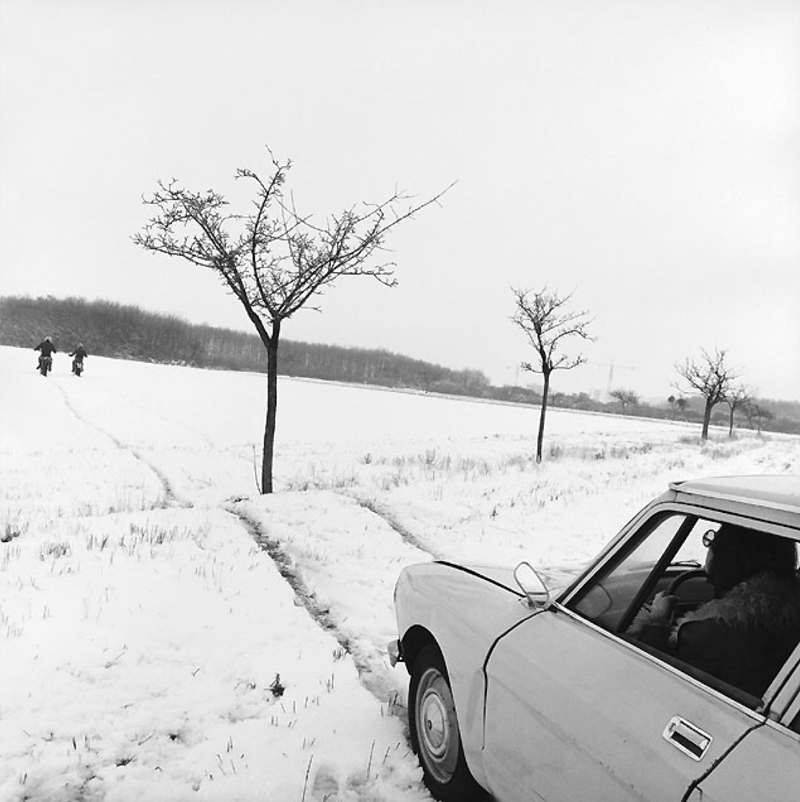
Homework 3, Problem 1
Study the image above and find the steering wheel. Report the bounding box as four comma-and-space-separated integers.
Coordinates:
667, 568, 708, 596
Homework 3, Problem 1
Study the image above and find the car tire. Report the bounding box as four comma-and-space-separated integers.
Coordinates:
408, 644, 488, 801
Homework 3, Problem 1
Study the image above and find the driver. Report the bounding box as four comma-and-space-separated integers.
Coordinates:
631, 524, 800, 697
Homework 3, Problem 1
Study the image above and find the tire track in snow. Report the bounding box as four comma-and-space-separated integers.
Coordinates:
227, 503, 399, 705
351, 494, 445, 560
85, 382, 216, 448
53, 381, 188, 509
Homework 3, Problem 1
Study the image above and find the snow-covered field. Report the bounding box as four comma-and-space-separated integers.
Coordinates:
1, 344, 797, 802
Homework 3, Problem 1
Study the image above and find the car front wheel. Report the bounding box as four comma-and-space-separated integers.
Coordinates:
408, 645, 488, 801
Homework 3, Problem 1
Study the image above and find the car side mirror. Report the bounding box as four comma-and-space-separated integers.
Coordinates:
514, 561, 552, 609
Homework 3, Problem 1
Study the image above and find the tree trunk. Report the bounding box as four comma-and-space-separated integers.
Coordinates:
261, 323, 280, 494
728, 407, 735, 437
701, 399, 712, 440
536, 371, 551, 464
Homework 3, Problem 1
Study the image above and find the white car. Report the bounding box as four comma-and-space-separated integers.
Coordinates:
389, 476, 800, 801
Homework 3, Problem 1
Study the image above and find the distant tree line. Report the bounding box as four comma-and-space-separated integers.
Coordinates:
508, 286, 800, 451
0, 295, 489, 396
2, 295, 798, 436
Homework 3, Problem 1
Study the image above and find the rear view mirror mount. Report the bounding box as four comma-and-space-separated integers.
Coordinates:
514, 561, 552, 609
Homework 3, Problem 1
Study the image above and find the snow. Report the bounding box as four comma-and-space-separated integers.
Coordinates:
1, 344, 797, 802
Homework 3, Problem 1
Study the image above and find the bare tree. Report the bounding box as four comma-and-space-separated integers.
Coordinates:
667, 394, 687, 419
610, 387, 639, 415
134, 150, 449, 493
511, 287, 594, 463
744, 399, 772, 435
724, 384, 752, 438
674, 347, 737, 440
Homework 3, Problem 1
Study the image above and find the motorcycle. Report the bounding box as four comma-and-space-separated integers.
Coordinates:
38, 354, 52, 376
72, 357, 84, 377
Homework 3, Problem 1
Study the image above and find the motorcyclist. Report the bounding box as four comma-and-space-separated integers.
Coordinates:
69, 343, 88, 375
34, 337, 57, 373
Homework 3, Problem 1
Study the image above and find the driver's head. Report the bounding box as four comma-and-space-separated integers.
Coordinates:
706, 524, 797, 595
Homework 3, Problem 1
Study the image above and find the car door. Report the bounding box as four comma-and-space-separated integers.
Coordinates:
483, 609, 765, 802
481, 509, 794, 802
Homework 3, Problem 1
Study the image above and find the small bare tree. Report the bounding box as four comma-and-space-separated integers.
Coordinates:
511, 286, 594, 463
724, 384, 752, 438
667, 394, 687, 418
610, 388, 639, 415
744, 399, 772, 435
134, 150, 449, 493
674, 347, 738, 440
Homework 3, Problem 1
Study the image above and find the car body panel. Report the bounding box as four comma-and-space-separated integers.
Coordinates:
685, 720, 800, 801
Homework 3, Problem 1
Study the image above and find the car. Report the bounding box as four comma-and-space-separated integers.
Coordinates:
388, 475, 800, 801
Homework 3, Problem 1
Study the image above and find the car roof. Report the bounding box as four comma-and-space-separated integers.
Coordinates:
668, 475, 800, 530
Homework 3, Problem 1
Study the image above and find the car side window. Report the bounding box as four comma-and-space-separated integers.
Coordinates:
569, 513, 693, 631
569, 515, 800, 707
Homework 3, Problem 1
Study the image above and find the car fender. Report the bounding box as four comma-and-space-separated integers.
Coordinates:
395, 561, 537, 785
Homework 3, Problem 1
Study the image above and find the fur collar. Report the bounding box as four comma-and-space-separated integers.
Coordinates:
675, 571, 800, 638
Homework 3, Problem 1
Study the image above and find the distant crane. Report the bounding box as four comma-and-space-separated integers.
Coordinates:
592, 360, 635, 396
506, 363, 521, 386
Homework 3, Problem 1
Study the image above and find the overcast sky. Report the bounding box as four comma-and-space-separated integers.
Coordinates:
2, 0, 799, 401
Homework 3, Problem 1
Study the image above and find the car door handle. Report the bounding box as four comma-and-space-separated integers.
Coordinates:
662, 716, 713, 761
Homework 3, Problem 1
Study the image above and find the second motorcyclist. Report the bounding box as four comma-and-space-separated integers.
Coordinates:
69, 343, 88, 376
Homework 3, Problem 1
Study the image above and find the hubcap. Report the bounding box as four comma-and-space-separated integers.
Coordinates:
416, 667, 459, 783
